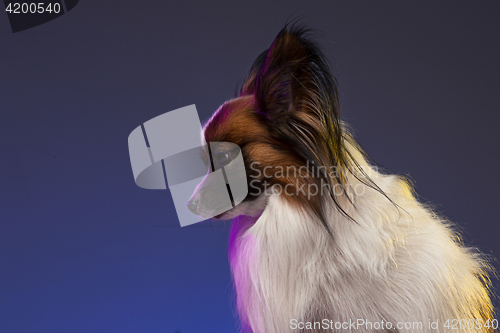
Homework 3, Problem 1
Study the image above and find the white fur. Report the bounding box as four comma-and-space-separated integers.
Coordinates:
228, 139, 493, 333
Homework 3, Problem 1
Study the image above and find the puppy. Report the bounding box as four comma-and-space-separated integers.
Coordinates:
191, 25, 496, 333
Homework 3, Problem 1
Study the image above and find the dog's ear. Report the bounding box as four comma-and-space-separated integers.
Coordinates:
242, 27, 344, 168
244, 27, 353, 215
242, 27, 339, 124
254, 28, 313, 118
239, 26, 385, 231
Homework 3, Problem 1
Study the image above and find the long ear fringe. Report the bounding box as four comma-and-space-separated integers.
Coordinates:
240, 24, 399, 236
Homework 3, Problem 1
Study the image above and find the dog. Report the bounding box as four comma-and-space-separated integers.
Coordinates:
188, 25, 496, 332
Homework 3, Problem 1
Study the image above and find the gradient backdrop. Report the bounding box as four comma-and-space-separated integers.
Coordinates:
1, 1, 499, 332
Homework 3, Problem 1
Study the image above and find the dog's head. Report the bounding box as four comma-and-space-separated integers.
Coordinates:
188, 25, 352, 224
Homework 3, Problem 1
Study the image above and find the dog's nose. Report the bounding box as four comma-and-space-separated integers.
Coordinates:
187, 198, 199, 214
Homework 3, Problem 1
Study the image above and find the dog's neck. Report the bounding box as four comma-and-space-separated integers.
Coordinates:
227, 188, 391, 332
228, 143, 413, 332
227, 140, 494, 332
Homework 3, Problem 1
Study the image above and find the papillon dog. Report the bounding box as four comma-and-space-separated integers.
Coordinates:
189, 25, 496, 332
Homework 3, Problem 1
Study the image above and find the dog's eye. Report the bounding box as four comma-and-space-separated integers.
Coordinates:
214, 151, 232, 167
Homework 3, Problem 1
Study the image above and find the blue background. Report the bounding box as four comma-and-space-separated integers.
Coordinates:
0, 1, 499, 332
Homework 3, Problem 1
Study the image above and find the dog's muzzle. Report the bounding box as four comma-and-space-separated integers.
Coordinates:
128, 105, 248, 226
